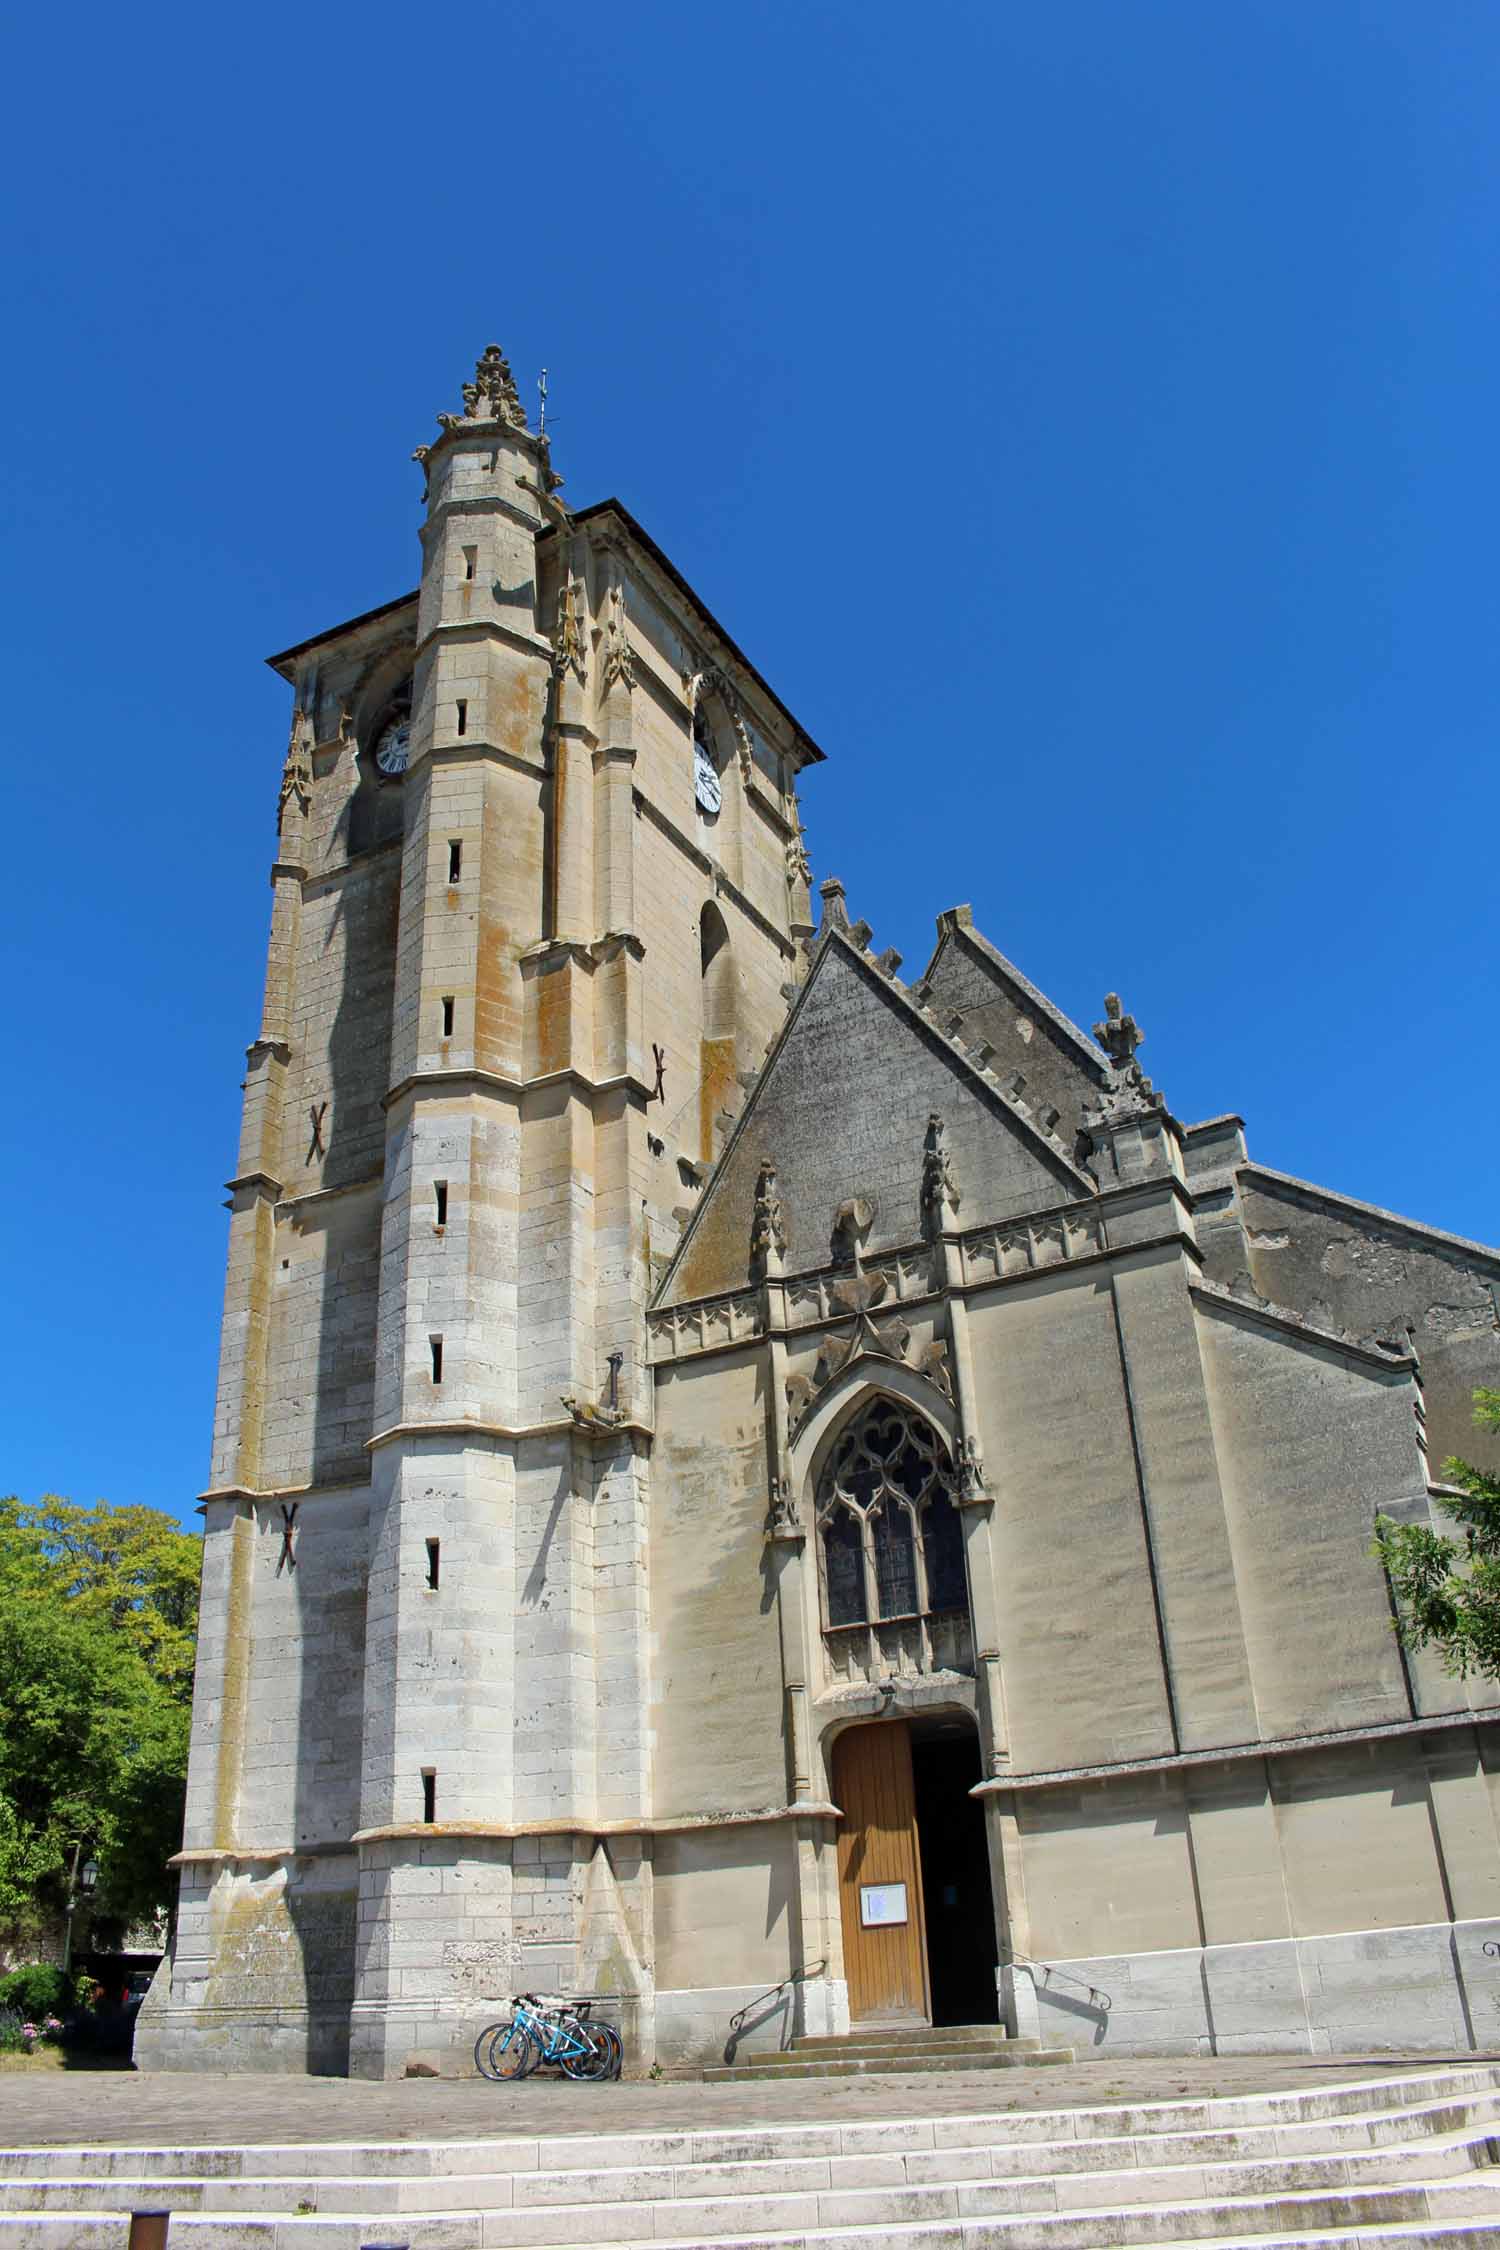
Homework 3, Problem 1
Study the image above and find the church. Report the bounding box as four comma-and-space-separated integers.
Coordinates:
139, 344, 1500, 2078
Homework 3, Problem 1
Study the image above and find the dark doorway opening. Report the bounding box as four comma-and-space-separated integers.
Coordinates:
911, 1722, 998, 2026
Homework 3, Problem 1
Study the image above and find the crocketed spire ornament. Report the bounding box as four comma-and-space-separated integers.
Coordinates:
437, 343, 528, 434
1090, 992, 1158, 1117
1094, 992, 1142, 1072
750, 1158, 787, 1279
919, 1111, 961, 1238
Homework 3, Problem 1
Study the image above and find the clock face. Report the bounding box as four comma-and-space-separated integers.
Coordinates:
374, 718, 410, 778
693, 742, 722, 815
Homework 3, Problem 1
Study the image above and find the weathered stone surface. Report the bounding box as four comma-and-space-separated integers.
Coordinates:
150, 356, 1500, 2083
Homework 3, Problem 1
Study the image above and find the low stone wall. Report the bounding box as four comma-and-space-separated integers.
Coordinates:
1024, 1916, 1500, 2056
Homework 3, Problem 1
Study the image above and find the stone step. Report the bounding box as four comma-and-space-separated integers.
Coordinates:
704, 2045, 1076, 2079
725, 2036, 1016, 2069
1, 2073, 1497, 2187
0, 2117, 1492, 2226
5, 2176, 1497, 2250
794, 2022, 1011, 2053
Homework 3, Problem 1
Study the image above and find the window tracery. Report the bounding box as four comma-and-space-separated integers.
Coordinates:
815, 1398, 972, 1680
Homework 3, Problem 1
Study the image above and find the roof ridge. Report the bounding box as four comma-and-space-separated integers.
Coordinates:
918, 909, 1113, 1079
1243, 1164, 1500, 1271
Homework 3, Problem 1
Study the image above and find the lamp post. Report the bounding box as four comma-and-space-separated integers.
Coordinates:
62, 1847, 97, 1976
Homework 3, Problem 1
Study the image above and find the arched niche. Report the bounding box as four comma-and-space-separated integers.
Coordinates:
699, 898, 738, 1160
346, 669, 414, 859
694, 691, 745, 887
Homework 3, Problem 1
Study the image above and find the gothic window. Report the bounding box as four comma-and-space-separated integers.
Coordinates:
816, 1397, 968, 1634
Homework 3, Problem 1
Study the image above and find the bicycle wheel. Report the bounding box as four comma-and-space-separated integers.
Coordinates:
474, 2019, 510, 2080
485, 2018, 536, 2081
557, 2017, 609, 2080
595, 2022, 623, 2080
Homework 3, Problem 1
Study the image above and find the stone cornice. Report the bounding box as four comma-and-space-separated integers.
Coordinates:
649, 1187, 1203, 1364
223, 1170, 283, 1202
366, 1414, 652, 1454
383, 1061, 653, 1113
196, 1475, 371, 1513
351, 1802, 841, 1845
1191, 1278, 1416, 1371
412, 614, 552, 669
172, 1802, 843, 1864
275, 1171, 382, 1218
974, 1706, 1500, 1797
418, 487, 545, 540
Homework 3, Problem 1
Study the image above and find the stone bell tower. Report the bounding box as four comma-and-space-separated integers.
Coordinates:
142, 343, 822, 2078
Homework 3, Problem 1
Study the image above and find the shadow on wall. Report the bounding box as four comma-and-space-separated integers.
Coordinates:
273, 715, 409, 2069
1033, 1978, 1112, 2047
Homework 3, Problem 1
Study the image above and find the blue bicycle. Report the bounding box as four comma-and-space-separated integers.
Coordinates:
475, 1993, 621, 2081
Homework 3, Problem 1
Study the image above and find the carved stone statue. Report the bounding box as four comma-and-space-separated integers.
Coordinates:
277, 709, 314, 836
552, 577, 587, 686
766, 1477, 803, 1540
750, 1159, 787, 1279
600, 583, 635, 693
920, 1112, 961, 1238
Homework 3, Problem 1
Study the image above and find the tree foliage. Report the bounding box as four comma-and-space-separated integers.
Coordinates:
1374, 1390, 1500, 1681
0, 1497, 201, 1935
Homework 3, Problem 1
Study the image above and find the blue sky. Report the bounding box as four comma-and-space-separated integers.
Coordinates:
1, 2, 1494, 1525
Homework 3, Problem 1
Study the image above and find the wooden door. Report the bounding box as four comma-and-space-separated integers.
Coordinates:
832, 1721, 930, 2023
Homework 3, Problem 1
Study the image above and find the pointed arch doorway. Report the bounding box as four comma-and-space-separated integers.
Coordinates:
831, 1716, 999, 2027
814, 1392, 1002, 2026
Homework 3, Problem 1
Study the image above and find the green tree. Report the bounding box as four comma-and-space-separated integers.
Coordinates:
1374, 1390, 1500, 1681
0, 1497, 201, 1937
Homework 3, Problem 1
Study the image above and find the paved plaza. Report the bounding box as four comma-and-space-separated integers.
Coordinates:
0, 2055, 1489, 2151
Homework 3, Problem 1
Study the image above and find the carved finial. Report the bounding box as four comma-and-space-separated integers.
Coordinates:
1087, 992, 1161, 1121
750, 1158, 787, 1280
920, 1112, 961, 1238
819, 877, 850, 935
277, 708, 314, 836
766, 1476, 803, 1541
601, 582, 635, 693
785, 833, 812, 886
948, 1434, 989, 1508
436, 342, 527, 433
551, 576, 587, 686
1094, 992, 1142, 1071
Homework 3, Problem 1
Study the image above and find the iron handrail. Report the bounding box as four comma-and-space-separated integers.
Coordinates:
998, 1944, 1113, 2013
727, 1959, 829, 2038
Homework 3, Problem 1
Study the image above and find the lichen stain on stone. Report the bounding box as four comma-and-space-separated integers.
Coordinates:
206, 1879, 357, 2009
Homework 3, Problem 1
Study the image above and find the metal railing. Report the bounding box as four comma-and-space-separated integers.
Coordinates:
727, 1959, 829, 2038
999, 1943, 1113, 2014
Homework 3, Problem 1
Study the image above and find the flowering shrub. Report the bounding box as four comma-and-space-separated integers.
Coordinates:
0, 2007, 65, 2055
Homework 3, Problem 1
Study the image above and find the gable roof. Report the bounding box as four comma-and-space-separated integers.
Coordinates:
655, 928, 1095, 1309
919, 908, 1113, 1081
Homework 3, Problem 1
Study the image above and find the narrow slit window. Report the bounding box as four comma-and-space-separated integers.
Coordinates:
425, 1538, 440, 1590
448, 840, 462, 883
441, 996, 455, 1037
434, 1180, 448, 1228
429, 1334, 443, 1384
455, 699, 467, 736
463, 545, 477, 581
421, 1770, 436, 1824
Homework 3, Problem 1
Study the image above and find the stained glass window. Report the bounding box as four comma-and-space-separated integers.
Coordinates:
816, 1396, 970, 1633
